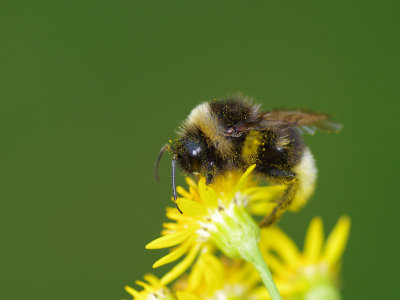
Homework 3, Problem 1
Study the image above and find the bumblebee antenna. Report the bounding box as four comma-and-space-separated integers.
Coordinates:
154, 144, 169, 181
172, 156, 182, 214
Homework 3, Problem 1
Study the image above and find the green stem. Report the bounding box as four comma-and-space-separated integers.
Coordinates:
207, 204, 282, 299
242, 241, 282, 300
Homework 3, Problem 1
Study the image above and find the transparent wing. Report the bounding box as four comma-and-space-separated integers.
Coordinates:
262, 110, 342, 135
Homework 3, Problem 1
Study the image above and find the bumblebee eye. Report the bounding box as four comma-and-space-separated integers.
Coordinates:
186, 140, 202, 171
187, 141, 201, 157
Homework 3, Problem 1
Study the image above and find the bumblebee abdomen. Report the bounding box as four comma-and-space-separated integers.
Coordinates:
290, 147, 317, 211
243, 126, 303, 176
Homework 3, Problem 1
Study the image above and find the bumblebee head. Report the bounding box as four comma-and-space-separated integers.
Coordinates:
170, 137, 207, 174
154, 137, 209, 209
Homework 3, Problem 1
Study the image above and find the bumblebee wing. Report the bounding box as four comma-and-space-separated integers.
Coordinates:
262, 110, 342, 135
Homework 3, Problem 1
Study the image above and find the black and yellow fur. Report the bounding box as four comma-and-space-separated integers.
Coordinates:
159, 95, 340, 226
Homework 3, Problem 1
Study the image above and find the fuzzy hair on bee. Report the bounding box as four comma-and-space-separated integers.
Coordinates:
154, 95, 341, 226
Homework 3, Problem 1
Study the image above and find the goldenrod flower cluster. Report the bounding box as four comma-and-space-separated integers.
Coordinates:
125, 166, 350, 300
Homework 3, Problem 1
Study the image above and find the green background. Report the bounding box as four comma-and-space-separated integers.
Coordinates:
1, 1, 398, 299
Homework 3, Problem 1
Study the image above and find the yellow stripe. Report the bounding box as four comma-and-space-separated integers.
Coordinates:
181, 102, 233, 156
241, 131, 262, 164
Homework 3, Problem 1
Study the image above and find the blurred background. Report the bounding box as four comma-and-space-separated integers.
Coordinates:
1, 1, 399, 299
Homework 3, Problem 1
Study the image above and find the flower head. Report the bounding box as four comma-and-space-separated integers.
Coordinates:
174, 250, 264, 300
260, 216, 351, 300
146, 165, 284, 285
125, 274, 175, 300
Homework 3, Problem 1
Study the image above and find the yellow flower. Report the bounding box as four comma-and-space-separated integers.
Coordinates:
259, 216, 351, 300
146, 165, 284, 285
125, 274, 175, 300
174, 249, 264, 300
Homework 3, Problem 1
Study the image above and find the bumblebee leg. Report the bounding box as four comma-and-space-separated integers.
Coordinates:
260, 168, 296, 181
259, 169, 297, 227
259, 181, 297, 227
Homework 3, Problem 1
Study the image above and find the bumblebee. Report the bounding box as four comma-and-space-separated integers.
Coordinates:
155, 95, 341, 226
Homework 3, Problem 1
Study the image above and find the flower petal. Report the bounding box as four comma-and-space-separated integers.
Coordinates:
235, 164, 256, 187
146, 227, 195, 249
245, 185, 285, 202
263, 253, 285, 276
153, 235, 197, 268
185, 177, 198, 189
227, 164, 256, 198
176, 291, 202, 300
198, 178, 218, 207
188, 254, 204, 290
143, 274, 161, 288
261, 227, 300, 267
304, 217, 324, 264
125, 286, 141, 298
202, 254, 224, 292
177, 186, 193, 199
134, 280, 152, 290
248, 202, 276, 216
322, 216, 351, 267
160, 244, 200, 285
176, 198, 207, 217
